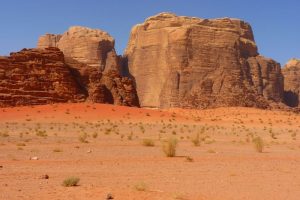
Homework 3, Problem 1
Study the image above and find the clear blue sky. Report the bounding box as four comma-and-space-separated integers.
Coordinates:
0, 0, 299, 65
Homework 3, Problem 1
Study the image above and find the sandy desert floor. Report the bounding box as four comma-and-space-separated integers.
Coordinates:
0, 103, 299, 200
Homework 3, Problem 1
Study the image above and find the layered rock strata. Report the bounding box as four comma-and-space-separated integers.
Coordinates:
124, 12, 284, 108
0, 48, 85, 106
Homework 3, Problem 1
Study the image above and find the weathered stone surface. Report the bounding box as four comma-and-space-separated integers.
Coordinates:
0, 48, 85, 107
282, 59, 300, 107
37, 26, 120, 72
124, 12, 283, 108
35, 26, 139, 107
97, 70, 140, 107
0, 47, 139, 107
37, 34, 62, 49
247, 56, 284, 102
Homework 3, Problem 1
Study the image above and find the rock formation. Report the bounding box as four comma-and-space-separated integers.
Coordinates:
282, 59, 300, 107
0, 47, 139, 107
37, 26, 120, 73
0, 48, 85, 107
124, 12, 284, 108
36, 26, 139, 107
37, 34, 62, 49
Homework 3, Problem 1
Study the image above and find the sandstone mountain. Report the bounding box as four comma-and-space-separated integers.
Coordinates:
282, 59, 300, 107
36, 26, 139, 107
124, 12, 284, 109
0, 13, 292, 109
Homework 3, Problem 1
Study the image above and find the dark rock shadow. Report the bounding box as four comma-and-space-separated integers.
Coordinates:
283, 90, 299, 107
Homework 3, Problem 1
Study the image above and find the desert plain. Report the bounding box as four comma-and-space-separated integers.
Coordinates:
0, 103, 299, 200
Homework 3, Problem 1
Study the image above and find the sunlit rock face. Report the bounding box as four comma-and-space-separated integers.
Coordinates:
124, 12, 284, 109
36, 26, 139, 107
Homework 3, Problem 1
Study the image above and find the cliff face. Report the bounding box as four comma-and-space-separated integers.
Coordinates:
37, 26, 120, 73
282, 59, 300, 107
0, 48, 85, 107
1, 15, 288, 109
0, 46, 139, 107
124, 12, 283, 108
36, 26, 139, 107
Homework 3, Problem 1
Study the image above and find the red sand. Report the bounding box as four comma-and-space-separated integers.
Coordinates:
0, 103, 299, 200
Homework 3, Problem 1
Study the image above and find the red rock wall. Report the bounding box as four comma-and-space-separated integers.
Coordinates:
0, 48, 139, 107
0, 48, 85, 107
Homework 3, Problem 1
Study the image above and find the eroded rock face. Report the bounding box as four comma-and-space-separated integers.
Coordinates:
37, 26, 120, 72
0, 47, 139, 107
124, 12, 283, 108
0, 48, 85, 107
37, 34, 62, 49
282, 59, 300, 107
36, 26, 139, 107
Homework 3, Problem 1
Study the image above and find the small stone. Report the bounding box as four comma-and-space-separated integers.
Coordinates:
86, 149, 92, 153
30, 156, 39, 160
41, 174, 49, 179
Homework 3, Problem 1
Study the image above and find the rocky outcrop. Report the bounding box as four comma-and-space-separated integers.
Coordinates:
37, 26, 120, 73
124, 12, 284, 108
0, 48, 85, 107
0, 47, 139, 107
35, 26, 139, 107
282, 59, 300, 107
37, 34, 62, 49
94, 70, 140, 107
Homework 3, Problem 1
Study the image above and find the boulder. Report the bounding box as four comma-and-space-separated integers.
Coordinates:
124, 12, 284, 108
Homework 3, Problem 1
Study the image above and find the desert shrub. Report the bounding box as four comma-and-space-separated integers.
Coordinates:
92, 132, 98, 138
36, 130, 47, 137
134, 181, 147, 191
253, 136, 264, 153
142, 138, 155, 147
16, 143, 26, 146
0, 132, 9, 137
185, 156, 194, 162
162, 137, 178, 157
207, 149, 216, 154
62, 176, 80, 187
78, 132, 88, 143
127, 132, 133, 140
53, 148, 63, 152
191, 133, 200, 146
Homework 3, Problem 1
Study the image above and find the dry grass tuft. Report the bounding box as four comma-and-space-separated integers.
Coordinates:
62, 177, 80, 187
253, 136, 264, 153
162, 137, 178, 157
142, 138, 155, 147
